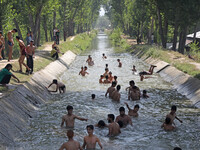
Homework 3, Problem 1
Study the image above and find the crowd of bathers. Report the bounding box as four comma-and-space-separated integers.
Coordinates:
57, 53, 183, 150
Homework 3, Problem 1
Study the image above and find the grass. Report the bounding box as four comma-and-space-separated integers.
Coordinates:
59, 30, 98, 54
2, 31, 97, 86
129, 44, 200, 80
107, 29, 131, 53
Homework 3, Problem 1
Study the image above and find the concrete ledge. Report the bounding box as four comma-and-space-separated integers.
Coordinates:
139, 56, 200, 107
0, 50, 76, 146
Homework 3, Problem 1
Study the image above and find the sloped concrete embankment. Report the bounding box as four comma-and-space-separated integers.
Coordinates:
0, 51, 76, 146
135, 52, 200, 108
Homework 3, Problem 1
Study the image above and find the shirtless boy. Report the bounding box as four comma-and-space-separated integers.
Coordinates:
108, 71, 113, 82
113, 76, 118, 84
105, 64, 108, 69
95, 120, 107, 128
142, 90, 149, 98
132, 65, 137, 72
115, 107, 132, 127
110, 85, 121, 101
99, 75, 104, 83
124, 102, 140, 117
84, 66, 89, 75
105, 81, 116, 98
86, 55, 94, 66
26, 40, 36, 74
166, 105, 182, 126
162, 117, 175, 131
107, 114, 121, 136
103, 68, 109, 77
117, 59, 122, 67
47, 79, 66, 93
139, 65, 156, 81
102, 53, 107, 59
130, 86, 141, 101
16, 36, 31, 73
104, 75, 111, 84
79, 67, 84, 76
61, 105, 88, 128
7, 28, 17, 61
59, 130, 83, 150
82, 125, 103, 150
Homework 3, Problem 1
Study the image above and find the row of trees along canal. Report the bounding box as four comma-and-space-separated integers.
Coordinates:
0, 0, 102, 47
103, 0, 200, 53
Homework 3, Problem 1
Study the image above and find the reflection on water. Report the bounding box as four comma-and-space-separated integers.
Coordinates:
12, 33, 200, 150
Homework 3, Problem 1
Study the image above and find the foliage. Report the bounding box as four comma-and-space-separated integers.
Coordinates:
108, 28, 130, 52
103, 0, 200, 53
59, 30, 97, 54
0, 0, 101, 59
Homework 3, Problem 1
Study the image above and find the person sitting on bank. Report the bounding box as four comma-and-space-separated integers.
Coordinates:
47, 79, 66, 93
0, 64, 20, 86
51, 41, 63, 59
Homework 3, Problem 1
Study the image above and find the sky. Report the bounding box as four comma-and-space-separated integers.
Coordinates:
99, 7, 105, 16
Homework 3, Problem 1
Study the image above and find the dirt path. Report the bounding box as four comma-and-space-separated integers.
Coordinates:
0, 42, 53, 70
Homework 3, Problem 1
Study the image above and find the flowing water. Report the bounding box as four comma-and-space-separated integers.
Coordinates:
11, 33, 200, 150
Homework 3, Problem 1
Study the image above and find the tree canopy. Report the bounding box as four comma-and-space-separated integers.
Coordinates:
103, 0, 200, 53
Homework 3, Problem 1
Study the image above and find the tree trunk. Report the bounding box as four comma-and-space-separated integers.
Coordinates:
172, 13, 179, 51
0, 20, 2, 31
43, 15, 48, 42
157, 5, 165, 48
50, 30, 53, 41
178, 26, 187, 54
148, 17, 154, 44
36, 17, 41, 46
53, 11, 56, 30
63, 2, 67, 41
13, 18, 23, 41
193, 22, 198, 42
163, 16, 168, 48
68, 20, 74, 36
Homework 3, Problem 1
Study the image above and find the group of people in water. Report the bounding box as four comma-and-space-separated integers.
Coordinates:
56, 53, 183, 150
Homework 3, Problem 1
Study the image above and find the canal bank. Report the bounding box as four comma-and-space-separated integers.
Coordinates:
131, 48, 200, 108
0, 50, 76, 147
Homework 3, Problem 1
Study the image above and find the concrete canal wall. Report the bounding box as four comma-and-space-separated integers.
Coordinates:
0, 51, 76, 147
137, 54, 200, 108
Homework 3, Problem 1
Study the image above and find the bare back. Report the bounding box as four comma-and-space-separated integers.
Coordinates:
107, 86, 115, 97
108, 122, 120, 136
59, 140, 82, 150
116, 115, 132, 127
111, 91, 120, 101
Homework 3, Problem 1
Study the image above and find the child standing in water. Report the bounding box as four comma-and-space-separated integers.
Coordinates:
165, 105, 183, 126
117, 59, 122, 67
82, 125, 103, 150
59, 130, 82, 150
124, 102, 140, 117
